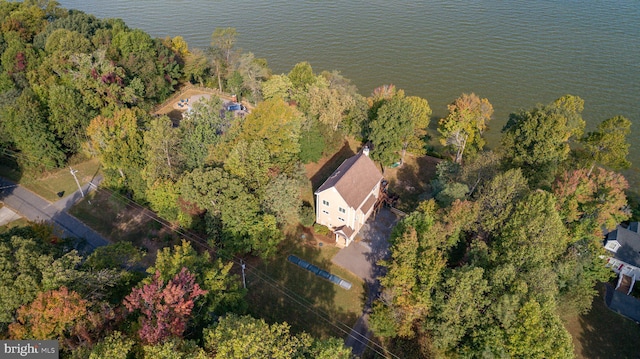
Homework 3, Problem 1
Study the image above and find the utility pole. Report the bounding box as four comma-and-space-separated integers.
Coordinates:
69, 167, 84, 197
241, 259, 246, 289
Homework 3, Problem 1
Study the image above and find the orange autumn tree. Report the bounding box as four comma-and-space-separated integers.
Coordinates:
9, 287, 88, 344
553, 167, 630, 239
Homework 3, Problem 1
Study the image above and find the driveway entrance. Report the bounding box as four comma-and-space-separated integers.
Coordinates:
332, 207, 398, 283
332, 207, 399, 355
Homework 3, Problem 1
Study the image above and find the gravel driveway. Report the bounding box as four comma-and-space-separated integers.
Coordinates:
332, 207, 398, 283
332, 207, 399, 355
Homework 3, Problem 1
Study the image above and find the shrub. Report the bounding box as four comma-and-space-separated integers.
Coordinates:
299, 204, 315, 227
313, 223, 331, 236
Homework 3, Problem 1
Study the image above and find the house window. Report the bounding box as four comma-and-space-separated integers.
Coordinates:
605, 241, 621, 253
322, 200, 330, 206
339, 207, 346, 213
338, 217, 345, 222
322, 210, 329, 215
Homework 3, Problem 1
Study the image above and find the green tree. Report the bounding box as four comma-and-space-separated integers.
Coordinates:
262, 74, 293, 101
179, 95, 225, 170
373, 200, 475, 338
435, 182, 469, 207
1, 89, 65, 169
582, 115, 632, 175
308, 337, 353, 359
456, 150, 502, 197
262, 174, 301, 225
238, 98, 302, 171
438, 93, 492, 164
233, 52, 270, 103
224, 140, 271, 191
204, 314, 350, 359
44, 28, 92, 55
146, 179, 181, 222
404, 95, 432, 154
142, 339, 208, 359
501, 95, 585, 185
307, 77, 356, 131
1, 30, 38, 75
368, 91, 431, 166
298, 119, 326, 163
47, 84, 95, 154
368, 94, 413, 166
495, 191, 567, 270
506, 299, 574, 359
555, 239, 613, 315
183, 48, 210, 86
210, 27, 237, 67
288, 61, 315, 90
342, 93, 369, 140
179, 167, 283, 258
67, 50, 133, 109
0, 234, 83, 323
429, 266, 491, 355
475, 169, 529, 235
143, 116, 182, 184
148, 241, 245, 315
84, 242, 145, 271
88, 331, 134, 359
86, 108, 147, 192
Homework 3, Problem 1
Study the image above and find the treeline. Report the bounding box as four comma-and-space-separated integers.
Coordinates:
0, 226, 351, 358
0, 2, 635, 358
0, 1, 436, 260
369, 94, 633, 358
0, 0, 183, 168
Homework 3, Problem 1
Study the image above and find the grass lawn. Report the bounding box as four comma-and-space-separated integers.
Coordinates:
0, 217, 31, 234
562, 283, 640, 359
69, 189, 179, 266
0, 157, 101, 202
246, 225, 365, 339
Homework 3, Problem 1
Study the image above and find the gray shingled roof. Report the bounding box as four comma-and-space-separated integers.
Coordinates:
607, 223, 640, 268
315, 152, 383, 210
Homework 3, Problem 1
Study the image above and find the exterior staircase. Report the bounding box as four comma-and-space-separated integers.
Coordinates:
616, 273, 635, 295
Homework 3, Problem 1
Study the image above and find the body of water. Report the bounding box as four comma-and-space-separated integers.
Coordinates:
58, 0, 640, 187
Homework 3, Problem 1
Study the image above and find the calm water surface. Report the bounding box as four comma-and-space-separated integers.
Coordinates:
58, 0, 640, 187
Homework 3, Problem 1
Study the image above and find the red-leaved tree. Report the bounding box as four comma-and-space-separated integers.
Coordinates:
123, 267, 207, 344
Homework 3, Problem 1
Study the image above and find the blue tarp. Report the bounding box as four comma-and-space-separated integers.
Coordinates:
287, 254, 352, 290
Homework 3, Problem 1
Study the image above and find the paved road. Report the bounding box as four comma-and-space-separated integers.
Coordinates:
0, 177, 109, 250
333, 207, 399, 356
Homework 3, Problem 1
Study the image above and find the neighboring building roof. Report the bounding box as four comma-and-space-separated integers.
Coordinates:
315, 152, 383, 210
606, 222, 640, 268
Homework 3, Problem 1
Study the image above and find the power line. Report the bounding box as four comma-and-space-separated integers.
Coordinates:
90, 180, 397, 359
0, 148, 397, 358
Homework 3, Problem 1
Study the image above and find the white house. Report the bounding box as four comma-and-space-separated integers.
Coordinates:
314, 148, 383, 247
603, 222, 640, 295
